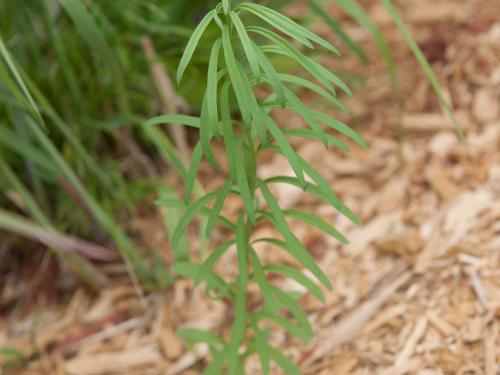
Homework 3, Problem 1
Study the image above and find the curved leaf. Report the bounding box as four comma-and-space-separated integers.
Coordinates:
283, 209, 348, 244
250, 247, 278, 313
177, 10, 215, 83
178, 327, 226, 347
259, 181, 332, 290
184, 142, 203, 203
144, 114, 200, 128
171, 191, 218, 248
238, 2, 339, 54
264, 263, 325, 302
281, 128, 351, 152
230, 11, 260, 77
207, 39, 222, 138
195, 239, 235, 286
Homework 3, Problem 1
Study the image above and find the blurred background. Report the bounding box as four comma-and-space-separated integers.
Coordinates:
1, 0, 499, 373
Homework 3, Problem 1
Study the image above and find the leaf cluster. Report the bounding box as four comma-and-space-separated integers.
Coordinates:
149, 1, 366, 373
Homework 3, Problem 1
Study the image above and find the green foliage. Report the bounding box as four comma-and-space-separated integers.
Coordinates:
151, 1, 365, 372
381, 0, 464, 142
310, 0, 463, 145
0, 0, 223, 288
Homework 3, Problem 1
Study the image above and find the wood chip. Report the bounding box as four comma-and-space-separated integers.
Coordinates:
394, 317, 429, 369
304, 267, 411, 368
65, 346, 162, 375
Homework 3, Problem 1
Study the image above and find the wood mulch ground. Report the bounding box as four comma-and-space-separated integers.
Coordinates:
1, 0, 499, 373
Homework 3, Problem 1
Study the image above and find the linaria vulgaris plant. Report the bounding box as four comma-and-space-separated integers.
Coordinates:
147, 1, 366, 373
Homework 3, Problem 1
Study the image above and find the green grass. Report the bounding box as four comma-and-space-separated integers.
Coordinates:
0, 0, 461, 295
0, 0, 221, 289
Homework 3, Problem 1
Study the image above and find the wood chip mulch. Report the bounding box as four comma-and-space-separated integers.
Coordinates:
1, 0, 499, 373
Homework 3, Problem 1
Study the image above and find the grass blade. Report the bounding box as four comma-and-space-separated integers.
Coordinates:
236, 139, 257, 224
309, 0, 368, 63
145, 114, 200, 128
382, 0, 464, 141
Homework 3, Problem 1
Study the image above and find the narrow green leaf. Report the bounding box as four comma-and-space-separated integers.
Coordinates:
284, 209, 348, 244
0, 128, 56, 172
173, 262, 233, 299
296, 154, 361, 225
254, 339, 270, 375
282, 128, 351, 152
230, 11, 260, 77
0, 38, 43, 126
207, 39, 222, 138
220, 82, 238, 182
221, 25, 267, 141
315, 62, 353, 96
250, 248, 278, 313
267, 346, 301, 375
237, 3, 313, 48
249, 26, 336, 94
284, 87, 329, 147
312, 110, 367, 148
154, 198, 185, 209
171, 191, 218, 248
0, 348, 24, 361
178, 328, 226, 347
203, 348, 228, 375
155, 198, 236, 231
200, 94, 219, 168
205, 180, 233, 237
261, 110, 305, 185
278, 73, 348, 113
272, 286, 313, 340
184, 142, 203, 203
222, 0, 231, 13
177, 9, 215, 83
264, 264, 325, 302
159, 187, 189, 262
259, 181, 332, 290
144, 114, 200, 128
382, 0, 465, 142
335, 0, 395, 80
264, 176, 334, 208
252, 312, 309, 341
309, 0, 368, 63
238, 2, 339, 54
254, 44, 286, 106
195, 240, 235, 286
222, 24, 253, 127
